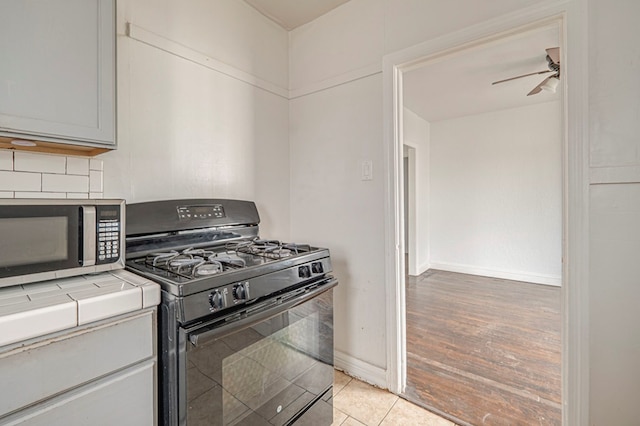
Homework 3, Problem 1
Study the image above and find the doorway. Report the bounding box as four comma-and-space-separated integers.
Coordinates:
385, 12, 579, 422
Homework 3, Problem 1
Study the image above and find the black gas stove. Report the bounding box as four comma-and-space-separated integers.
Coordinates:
124, 199, 337, 426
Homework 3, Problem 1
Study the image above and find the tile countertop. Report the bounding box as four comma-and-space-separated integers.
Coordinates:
0, 270, 160, 348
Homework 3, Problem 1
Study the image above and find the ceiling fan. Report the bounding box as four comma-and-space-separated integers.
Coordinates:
492, 47, 560, 96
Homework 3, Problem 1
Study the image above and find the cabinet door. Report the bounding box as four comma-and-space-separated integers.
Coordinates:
0, 310, 154, 417
0, 0, 115, 147
1, 361, 156, 426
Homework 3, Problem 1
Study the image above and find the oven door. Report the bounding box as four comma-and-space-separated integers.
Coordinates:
180, 278, 337, 426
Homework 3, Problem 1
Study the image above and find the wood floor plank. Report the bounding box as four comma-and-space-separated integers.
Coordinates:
404, 270, 561, 425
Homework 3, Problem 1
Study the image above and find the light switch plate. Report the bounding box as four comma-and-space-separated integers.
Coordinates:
361, 160, 373, 181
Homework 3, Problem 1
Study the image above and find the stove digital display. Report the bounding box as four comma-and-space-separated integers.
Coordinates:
177, 205, 225, 220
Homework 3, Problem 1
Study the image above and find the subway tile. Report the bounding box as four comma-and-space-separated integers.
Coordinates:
89, 158, 104, 171
0, 191, 14, 198
14, 152, 66, 174
0, 170, 41, 191
0, 150, 13, 170
89, 192, 104, 199
66, 157, 89, 175
67, 193, 89, 199
89, 170, 103, 192
42, 174, 88, 193
15, 192, 66, 199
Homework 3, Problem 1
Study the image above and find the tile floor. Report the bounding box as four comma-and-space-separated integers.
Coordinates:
332, 370, 455, 426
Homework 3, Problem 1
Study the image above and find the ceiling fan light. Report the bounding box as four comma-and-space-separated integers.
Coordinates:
541, 76, 560, 93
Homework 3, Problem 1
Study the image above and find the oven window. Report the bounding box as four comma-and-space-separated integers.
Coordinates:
0, 217, 68, 268
185, 290, 334, 425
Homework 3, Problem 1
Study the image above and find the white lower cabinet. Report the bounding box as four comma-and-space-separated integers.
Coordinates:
0, 309, 157, 425
2, 361, 155, 426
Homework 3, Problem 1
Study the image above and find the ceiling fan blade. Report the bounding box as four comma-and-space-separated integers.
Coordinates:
546, 47, 560, 64
492, 69, 552, 85
527, 75, 552, 96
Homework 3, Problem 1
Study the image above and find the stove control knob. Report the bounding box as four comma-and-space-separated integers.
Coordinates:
233, 283, 249, 301
311, 262, 324, 274
298, 265, 311, 279
209, 290, 225, 310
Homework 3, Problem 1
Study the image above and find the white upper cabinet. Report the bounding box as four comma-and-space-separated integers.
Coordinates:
0, 0, 115, 149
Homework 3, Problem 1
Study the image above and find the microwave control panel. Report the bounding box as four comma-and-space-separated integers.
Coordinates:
96, 205, 121, 264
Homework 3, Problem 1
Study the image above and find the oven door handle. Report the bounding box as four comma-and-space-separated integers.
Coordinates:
187, 277, 337, 348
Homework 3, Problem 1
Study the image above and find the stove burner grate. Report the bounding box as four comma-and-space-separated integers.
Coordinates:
227, 239, 311, 260
144, 248, 248, 279
140, 239, 311, 280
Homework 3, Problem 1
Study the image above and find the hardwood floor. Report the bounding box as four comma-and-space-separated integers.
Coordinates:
403, 270, 561, 426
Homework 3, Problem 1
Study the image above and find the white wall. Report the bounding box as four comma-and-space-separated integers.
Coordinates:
290, 74, 387, 375
588, 0, 640, 423
106, 0, 290, 238
289, 0, 553, 385
428, 101, 562, 285
402, 108, 430, 276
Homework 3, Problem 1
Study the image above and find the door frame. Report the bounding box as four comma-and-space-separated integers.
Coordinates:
382, 2, 589, 424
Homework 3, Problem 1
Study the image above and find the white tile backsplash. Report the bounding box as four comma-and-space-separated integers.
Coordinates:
89, 158, 103, 171
66, 157, 89, 175
42, 174, 89, 192
14, 152, 66, 174
0, 149, 105, 199
15, 192, 66, 199
0, 170, 42, 191
67, 193, 89, 199
89, 170, 103, 192
0, 151, 12, 170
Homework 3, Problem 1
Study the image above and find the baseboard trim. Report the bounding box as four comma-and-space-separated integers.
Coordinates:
334, 350, 387, 389
428, 261, 562, 286
417, 261, 431, 276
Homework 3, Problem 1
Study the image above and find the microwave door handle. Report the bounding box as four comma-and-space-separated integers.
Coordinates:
82, 206, 96, 266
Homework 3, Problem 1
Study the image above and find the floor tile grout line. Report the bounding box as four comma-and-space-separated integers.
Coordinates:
376, 397, 400, 426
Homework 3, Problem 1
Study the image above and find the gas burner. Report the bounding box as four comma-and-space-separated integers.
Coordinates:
169, 257, 205, 273
194, 260, 223, 277
209, 253, 246, 268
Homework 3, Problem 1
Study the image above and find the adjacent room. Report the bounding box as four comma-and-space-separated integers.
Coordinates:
401, 24, 563, 425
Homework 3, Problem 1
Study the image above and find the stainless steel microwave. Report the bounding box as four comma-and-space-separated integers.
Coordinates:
0, 199, 125, 288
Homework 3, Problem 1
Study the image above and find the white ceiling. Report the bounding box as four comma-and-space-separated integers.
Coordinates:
243, 0, 351, 30
403, 25, 561, 122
